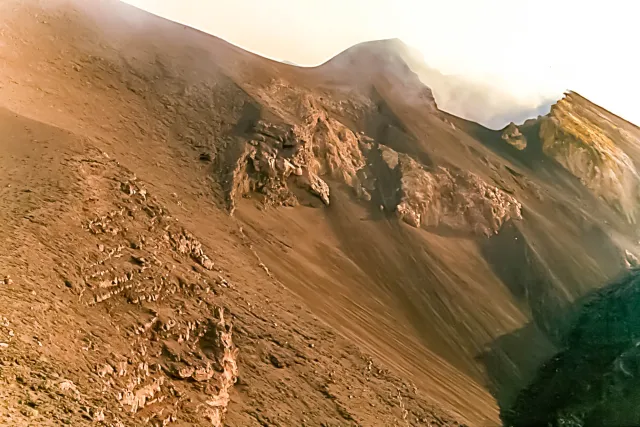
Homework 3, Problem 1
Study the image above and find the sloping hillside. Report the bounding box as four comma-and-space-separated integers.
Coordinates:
1, 1, 639, 426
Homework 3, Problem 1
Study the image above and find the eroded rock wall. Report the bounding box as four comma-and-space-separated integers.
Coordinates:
393, 155, 522, 236
221, 109, 522, 237
539, 96, 640, 223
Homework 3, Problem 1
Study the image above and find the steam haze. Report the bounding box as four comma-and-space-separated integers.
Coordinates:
121, 0, 640, 129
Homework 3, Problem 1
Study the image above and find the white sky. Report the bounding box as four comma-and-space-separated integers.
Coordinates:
122, 0, 640, 126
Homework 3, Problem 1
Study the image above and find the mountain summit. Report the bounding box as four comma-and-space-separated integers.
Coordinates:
1, 1, 639, 426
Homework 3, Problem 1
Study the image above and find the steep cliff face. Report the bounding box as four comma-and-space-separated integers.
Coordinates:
498, 92, 640, 224
539, 93, 640, 222
221, 108, 523, 237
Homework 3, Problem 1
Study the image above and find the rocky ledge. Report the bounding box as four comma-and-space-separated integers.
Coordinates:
220, 109, 522, 237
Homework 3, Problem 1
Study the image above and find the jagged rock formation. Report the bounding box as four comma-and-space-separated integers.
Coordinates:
201, 308, 239, 427
539, 93, 640, 223
222, 112, 365, 210
501, 123, 527, 150
394, 156, 522, 235
494, 92, 640, 224
492, 92, 640, 223
223, 111, 523, 236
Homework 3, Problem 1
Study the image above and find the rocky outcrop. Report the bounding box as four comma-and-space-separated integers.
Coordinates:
624, 250, 639, 269
501, 122, 527, 150
221, 110, 522, 237
393, 154, 522, 236
299, 169, 330, 205
539, 94, 640, 223
169, 230, 215, 270
202, 308, 239, 427
222, 112, 371, 210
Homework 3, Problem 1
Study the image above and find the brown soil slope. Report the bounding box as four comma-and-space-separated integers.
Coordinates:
1, 1, 638, 426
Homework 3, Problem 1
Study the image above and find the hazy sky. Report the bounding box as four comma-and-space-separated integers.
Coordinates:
122, 0, 640, 126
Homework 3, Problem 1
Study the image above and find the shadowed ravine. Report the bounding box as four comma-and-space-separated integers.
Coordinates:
498, 268, 640, 426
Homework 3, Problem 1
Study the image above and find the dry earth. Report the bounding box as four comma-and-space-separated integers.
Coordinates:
1, 1, 640, 426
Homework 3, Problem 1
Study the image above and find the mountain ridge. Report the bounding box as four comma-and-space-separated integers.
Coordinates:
1, 1, 639, 426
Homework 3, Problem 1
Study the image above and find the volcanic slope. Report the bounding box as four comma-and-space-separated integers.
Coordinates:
1, 1, 639, 426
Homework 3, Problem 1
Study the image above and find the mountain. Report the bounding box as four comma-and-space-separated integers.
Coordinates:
1, 0, 639, 426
